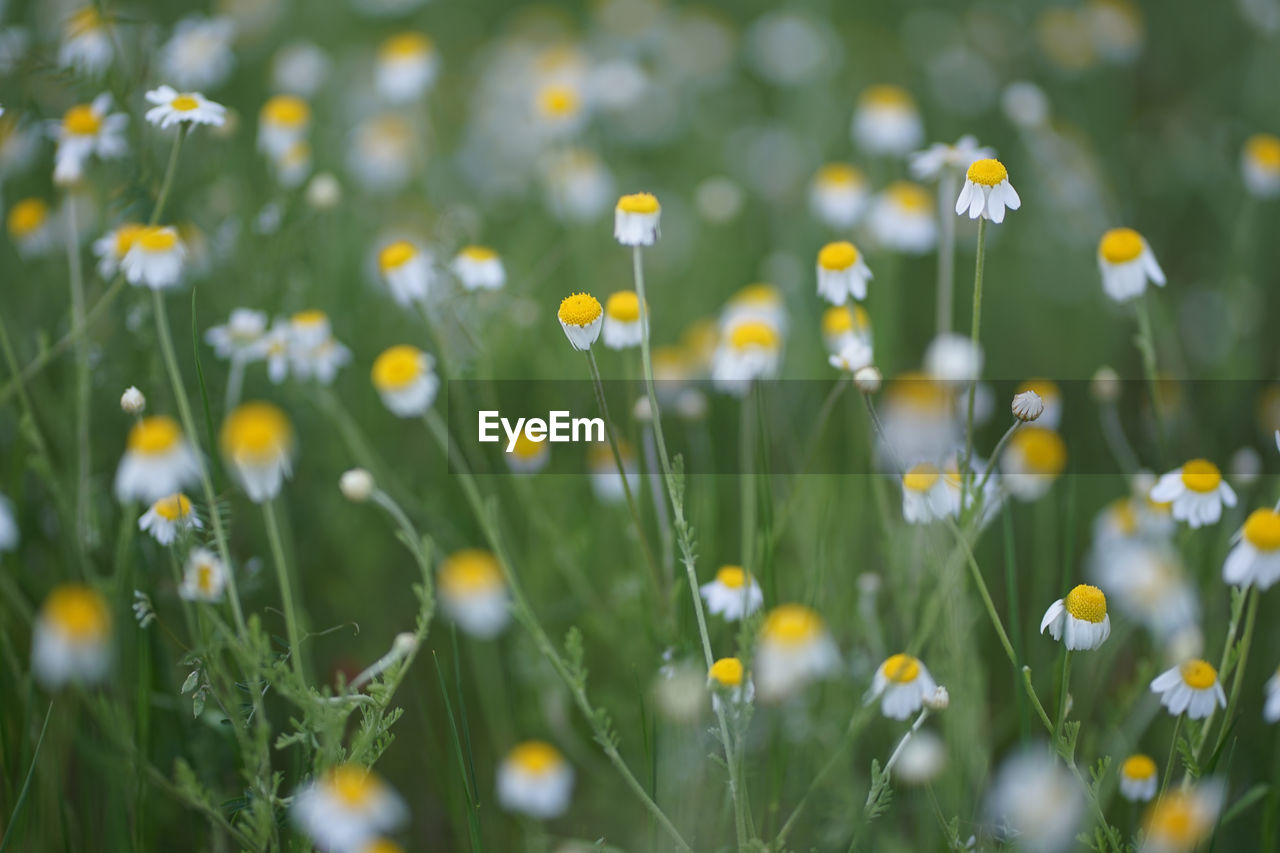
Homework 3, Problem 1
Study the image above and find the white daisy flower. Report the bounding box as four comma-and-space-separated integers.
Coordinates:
375, 32, 439, 103
1097, 227, 1165, 302
711, 320, 782, 396
614, 192, 660, 246
291, 765, 407, 853
219, 402, 294, 503
179, 547, 227, 603
205, 308, 268, 362
868, 182, 937, 254
924, 332, 983, 383
31, 584, 111, 690
1148, 460, 1237, 528
699, 565, 764, 621
821, 304, 872, 356
496, 741, 574, 819
754, 604, 840, 702
1222, 507, 1280, 589
505, 433, 550, 474
439, 549, 510, 638
1242, 133, 1280, 199
451, 245, 505, 291
258, 94, 311, 159
53, 93, 128, 185
288, 311, 351, 384
557, 292, 603, 351
377, 240, 433, 306
852, 85, 923, 156
815, 241, 872, 305
534, 83, 586, 140
900, 463, 952, 524
6, 197, 57, 257
271, 41, 331, 97
1039, 584, 1111, 650
144, 86, 226, 129
114, 416, 201, 503
1150, 659, 1226, 719
261, 319, 291, 384
1001, 427, 1067, 502
828, 337, 873, 374
909, 135, 995, 181
1118, 754, 1158, 803
866, 653, 938, 720
159, 16, 237, 91
543, 147, 614, 223
347, 114, 415, 194
371, 345, 438, 418
809, 163, 869, 229
58, 7, 113, 75
92, 222, 145, 278
985, 747, 1084, 853
1141, 782, 1224, 853
708, 656, 754, 713
602, 291, 643, 350
720, 283, 789, 338
1265, 667, 1280, 723
121, 226, 186, 290
955, 158, 1021, 223
138, 493, 201, 545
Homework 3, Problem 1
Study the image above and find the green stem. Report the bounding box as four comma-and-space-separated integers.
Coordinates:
150, 128, 185, 225
960, 217, 987, 512
1159, 714, 1182, 803
65, 197, 91, 557
1053, 650, 1072, 752
1134, 296, 1163, 419
263, 499, 306, 683
0, 701, 53, 853
936, 172, 958, 336
1206, 588, 1258, 770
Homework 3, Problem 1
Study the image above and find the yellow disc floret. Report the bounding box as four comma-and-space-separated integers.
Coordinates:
128, 415, 183, 455
1122, 754, 1157, 781
381, 32, 433, 59
509, 740, 562, 775
761, 604, 823, 646
372, 345, 424, 391
1180, 659, 1217, 690
709, 657, 744, 687
816, 163, 863, 186
886, 181, 930, 212
220, 402, 293, 464
537, 84, 580, 117
882, 653, 921, 684
327, 765, 379, 808
616, 192, 660, 214
262, 95, 310, 127
378, 241, 416, 272
1245, 133, 1280, 170
1064, 584, 1107, 623
605, 291, 641, 322
1012, 427, 1067, 475
903, 463, 940, 493
459, 245, 497, 262
727, 321, 779, 351
818, 241, 858, 270
440, 549, 504, 596
63, 104, 101, 135
715, 566, 747, 588
1242, 508, 1280, 550
860, 84, 913, 108
1179, 459, 1221, 493
170, 94, 200, 112
966, 158, 1008, 187
137, 226, 178, 252
153, 493, 193, 521
1099, 227, 1144, 264
43, 584, 110, 641
558, 292, 603, 326
7, 198, 48, 237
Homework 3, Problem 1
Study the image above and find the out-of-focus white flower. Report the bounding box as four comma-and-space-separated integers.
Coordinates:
92, 222, 144, 278
439, 549, 509, 638
955, 158, 1020, 223
1118, 754, 1158, 802
371, 345, 438, 418
6, 197, 57, 256
497, 741, 574, 819
291, 765, 407, 853
347, 114, 415, 194
866, 654, 937, 720
340, 469, 374, 503
1097, 227, 1165, 302
821, 304, 872, 356
614, 192, 661, 246
985, 747, 1084, 853
754, 604, 839, 702
220, 402, 294, 503
138, 493, 201, 545
901, 464, 952, 524
1223, 508, 1280, 589
179, 547, 227, 602
144, 86, 226, 129
1265, 667, 1280, 723
506, 433, 550, 474
602, 291, 643, 350
32, 584, 112, 689
543, 148, 614, 223
288, 311, 351, 384
53, 94, 128, 185
829, 337, 873, 374
588, 442, 638, 503
377, 240, 432, 306
809, 163, 869, 229
1149, 460, 1237, 528
205, 308, 268, 363
258, 94, 310, 159
1040, 584, 1111, 650
272, 41, 330, 97
0, 494, 18, 552
852, 85, 923, 156
114, 416, 200, 503
1229, 446, 1262, 486
1002, 81, 1051, 128
376, 32, 439, 103
816, 241, 872, 305
306, 172, 342, 209
868, 182, 937, 254
699, 566, 764, 621
694, 176, 744, 224
711, 320, 781, 396
894, 729, 945, 784
121, 226, 186, 290
909, 135, 994, 181
1001, 427, 1067, 502
1242, 133, 1280, 198
451, 246, 505, 291
159, 16, 237, 91
924, 333, 983, 383
1150, 659, 1226, 719
58, 7, 113, 75
1140, 782, 1224, 853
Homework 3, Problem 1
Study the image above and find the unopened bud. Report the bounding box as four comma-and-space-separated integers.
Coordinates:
1011, 390, 1043, 422
121, 386, 146, 414
924, 685, 950, 711
1091, 366, 1121, 404
340, 468, 374, 502
854, 365, 882, 393
305, 173, 342, 209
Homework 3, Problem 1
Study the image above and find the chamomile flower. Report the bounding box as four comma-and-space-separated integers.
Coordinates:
614, 192, 661, 246
1011, 390, 1044, 422
92, 222, 144, 277
371, 345, 438, 418
809, 163, 870, 229
1265, 667, 1280, 723
289, 311, 351, 383
543, 147, 614, 222
955, 158, 1021, 223
924, 333, 983, 383
258, 94, 311, 159
558, 292, 604, 351
291, 765, 407, 853
1040, 584, 1111, 650
121, 226, 186, 290
821, 304, 872, 355
439, 549, 510, 638
375, 32, 439, 103
985, 747, 1084, 853
588, 441, 638, 503
829, 337, 873, 373
58, 7, 113, 75
816, 241, 873, 304
179, 547, 227, 603
901, 463, 952, 524
347, 114, 416, 193
708, 657, 754, 711
699, 565, 764, 621
1118, 754, 1158, 803
138, 493, 201, 545
451, 246, 505, 291
1242, 133, 1280, 198
53, 93, 128, 185
219, 402, 295, 503
272, 41, 331, 97
205, 308, 268, 362
754, 604, 840, 702
1223, 507, 1280, 589
159, 16, 237, 91
852, 85, 923, 156
721, 283, 789, 336
868, 182, 937, 254
377, 240, 432, 306
593, 290, 642, 350
867, 654, 938, 720
144, 86, 226, 129
1141, 783, 1224, 853
535, 82, 586, 138
1149, 460, 1237, 528
497, 741, 574, 819
114, 416, 201, 503
1150, 659, 1226, 719
1015, 379, 1062, 428
7, 197, 56, 256
1001, 427, 1067, 502
909, 135, 994, 181
32, 584, 111, 689
506, 433, 549, 474
711, 320, 781, 395
1097, 227, 1165, 302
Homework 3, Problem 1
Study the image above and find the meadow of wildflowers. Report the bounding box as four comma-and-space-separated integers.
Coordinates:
3, 0, 1280, 851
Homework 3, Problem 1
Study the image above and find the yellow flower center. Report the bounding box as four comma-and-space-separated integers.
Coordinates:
196, 562, 217, 594
817, 241, 858, 271
903, 463, 939, 493
1012, 427, 1067, 475
882, 653, 921, 684
1108, 499, 1139, 536
761, 604, 824, 646
381, 32, 432, 60
709, 657, 744, 687
1122, 754, 1157, 781
733, 283, 780, 306
1180, 659, 1217, 690
113, 223, 144, 255
371, 345, 424, 391
440, 549, 504, 595
509, 432, 546, 459
509, 740, 562, 775
364, 841, 405, 853
605, 291, 641, 322
728, 321, 778, 351
861, 84, 913, 109
7, 198, 48, 236
63, 104, 101, 135
328, 765, 378, 808
816, 162, 863, 187
538, 84, 580, 117
292, 309, 328, 327
262, 95, 310, 128
1242, 508, 1280, 550
558, 292, 602, 327
966, 158, 1008, 187
67, 7, 103, 36
1246, 133, 1280, 170
153, 493, 193, 521
43, 584, 109, 641
137, 226, 178, 252
616, 192, 660, 215
220, 402, 293, 463
171, 95, 200, 112
1064, 584, 1107, 623
822, 306, 855, 337
715, 566, 747, 588
1016, 378, 1060, 402
1099, 227, 1144, 263
886, 181, 930, 212
459, 245, 497, 262
128, 416, 183, 455
1179, 459, 1221, 493
378, 241, 416, 272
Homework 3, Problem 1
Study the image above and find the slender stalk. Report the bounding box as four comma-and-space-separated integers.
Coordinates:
0, 701, 53, 853
1159, 714, 1182, 803
776, 706, 876, 845
150, 128, 186, 226
65, 198, 91, 553
960, 218, 988, 512
739, 385, 756, 573
879, 707, 930, 781
1188, 588, 1253, 775
1134, 296, 1163, 419
1205, 588, 1258, 771
936, 171, 958, 336
262, 499, 306, 682
1053, 650, 1072, 751
225, 356, 246, 413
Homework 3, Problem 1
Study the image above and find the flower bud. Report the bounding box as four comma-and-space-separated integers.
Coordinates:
340, 468, 374, 502
1091, 366, 1121, 404
1011, 390, 1043, 422
924, 685, 950, 711
121, 386, 146, 414
854, 365, 882, 393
